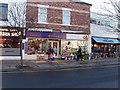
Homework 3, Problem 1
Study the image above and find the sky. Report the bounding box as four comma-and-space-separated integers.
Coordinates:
82, 0, 109, 11
0, 0, 120, 13
81, 0, 120, 13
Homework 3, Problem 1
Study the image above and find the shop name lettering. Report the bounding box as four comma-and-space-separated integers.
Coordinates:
0, 32, 21, 36
48, 34, 60, 38
31, 35, 40, 37
103, 40, 114, 42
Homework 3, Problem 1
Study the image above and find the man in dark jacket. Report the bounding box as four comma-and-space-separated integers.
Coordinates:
48, 47, 55, 55
76, 46, 83, 61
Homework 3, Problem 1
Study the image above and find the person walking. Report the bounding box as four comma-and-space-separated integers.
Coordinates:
76, 46, 83, 62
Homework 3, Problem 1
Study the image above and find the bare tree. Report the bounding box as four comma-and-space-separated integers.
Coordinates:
6, 2, 34, 67
7, 2, 26, 28
98, 0, 120, 32
7, 2, 35, 28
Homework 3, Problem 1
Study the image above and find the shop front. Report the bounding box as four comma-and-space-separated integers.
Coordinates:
0, 27, 25, 60
24, 31, 90, 60
92, 37, 120, 58
61, 34, 89, 60
24, 31, 66, 60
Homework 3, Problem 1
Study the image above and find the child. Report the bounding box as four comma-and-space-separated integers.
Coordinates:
48, 54, 54, 60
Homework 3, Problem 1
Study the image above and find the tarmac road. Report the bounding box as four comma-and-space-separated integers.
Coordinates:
2, 64, 120, 88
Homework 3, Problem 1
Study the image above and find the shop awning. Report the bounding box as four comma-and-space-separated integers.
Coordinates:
92, 37, 120, 44
28, 28, 52, 32
61, 30, 84, 33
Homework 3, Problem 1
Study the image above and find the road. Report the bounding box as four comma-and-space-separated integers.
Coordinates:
2, 64, 120, 88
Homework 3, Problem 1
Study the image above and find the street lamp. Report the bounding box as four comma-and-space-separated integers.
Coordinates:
20, 28, 23, 67
18, 27, 27, 68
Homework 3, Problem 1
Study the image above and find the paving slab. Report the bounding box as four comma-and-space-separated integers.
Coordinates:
1, 58, 120, 72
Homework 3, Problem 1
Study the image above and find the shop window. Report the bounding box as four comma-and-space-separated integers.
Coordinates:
97, 21, 101, 25
0, 3, 8, 21
62, 10, 70, 25
92, 47, 100, 52
61, 40, 87, 53
90, 19, 97, 24
38, 7, 47, 23
0, 39, 19, 48
28, 39, 48, 55
94, 44, 98, 47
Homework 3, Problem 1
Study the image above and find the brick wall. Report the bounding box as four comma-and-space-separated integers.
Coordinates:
47, 8, 62, 24
26, 1, 91, 34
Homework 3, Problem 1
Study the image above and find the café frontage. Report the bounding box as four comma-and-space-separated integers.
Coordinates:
92, 36, 120, 58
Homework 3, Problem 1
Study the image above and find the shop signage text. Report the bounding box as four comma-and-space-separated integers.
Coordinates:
0, 32, 21, 36
0, 48, 20, 56
27, 31, 66, 39
0, 28, 22, 37
103, 39, 114, 43
92, 37, 120, 44
67, 34, 89, 40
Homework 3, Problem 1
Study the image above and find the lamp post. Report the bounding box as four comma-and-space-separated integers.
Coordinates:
20, 28, 23, 67
19, 27, 28, 68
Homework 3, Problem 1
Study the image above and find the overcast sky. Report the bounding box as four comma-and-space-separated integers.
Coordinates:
0, 0, 120, 13
82, 0, 109, 11
82, 0, 120, 13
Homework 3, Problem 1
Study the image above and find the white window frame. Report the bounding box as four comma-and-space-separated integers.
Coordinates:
62, 9, 71, 25
38, 7, 47, 23
0, 3, 8, 21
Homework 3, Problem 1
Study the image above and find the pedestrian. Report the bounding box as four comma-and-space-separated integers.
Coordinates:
76, 46, 83, 62
47, 47, 55, 60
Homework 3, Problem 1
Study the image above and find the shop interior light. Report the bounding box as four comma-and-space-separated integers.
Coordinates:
92, 44, 93, 47
94, 44, 98, 47
0, 39, 6, 41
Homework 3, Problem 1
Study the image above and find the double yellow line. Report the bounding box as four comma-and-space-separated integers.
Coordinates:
1, 64, 120, 74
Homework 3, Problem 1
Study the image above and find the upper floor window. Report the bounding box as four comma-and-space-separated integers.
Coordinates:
38, 7, 47, 23
90, 19, 97, 24
118, 23, 120, 28
62, 10, 70, 25
0, 3, 8, 21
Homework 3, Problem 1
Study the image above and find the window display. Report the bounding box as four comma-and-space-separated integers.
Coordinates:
28, 39, 48, 55
0, 39, 19, 48
61, 40, 87, 52
61, 40, 88, 60
27, 38, 89, 60
28, 38, 49, 60
91, 44, 119, 59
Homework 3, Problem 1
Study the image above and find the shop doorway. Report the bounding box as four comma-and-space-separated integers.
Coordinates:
48, 41, 59, 58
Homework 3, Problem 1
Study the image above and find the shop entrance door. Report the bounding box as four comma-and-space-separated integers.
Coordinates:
48, 41, 59, 58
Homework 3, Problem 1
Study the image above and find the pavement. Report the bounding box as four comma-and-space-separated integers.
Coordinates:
1, 57, 120, 72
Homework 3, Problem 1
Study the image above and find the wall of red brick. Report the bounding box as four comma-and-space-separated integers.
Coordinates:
26, 2, 91, 34
29, 2, 90, 11
47, 8, 62, 24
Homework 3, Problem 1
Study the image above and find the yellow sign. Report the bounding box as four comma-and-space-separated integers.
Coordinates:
48, 33, 60, 38
58, 17, 62, 19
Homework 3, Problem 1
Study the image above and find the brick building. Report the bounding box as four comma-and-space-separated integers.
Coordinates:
24, 0, 92, 60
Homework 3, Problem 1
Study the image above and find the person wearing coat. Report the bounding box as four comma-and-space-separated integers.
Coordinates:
76, 46, 83, 62
47, 47, 55, 60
